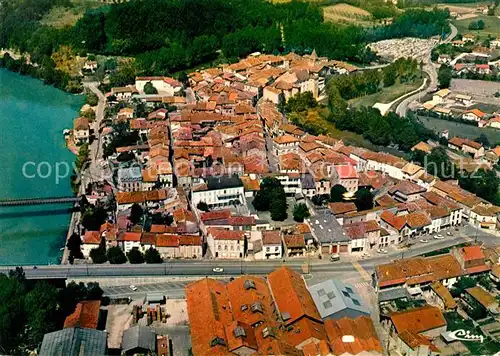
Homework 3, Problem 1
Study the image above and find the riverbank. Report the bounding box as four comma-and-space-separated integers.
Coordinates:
0, 69, 84, 265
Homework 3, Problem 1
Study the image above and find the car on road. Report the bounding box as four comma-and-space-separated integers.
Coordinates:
436, 234, 443, 238
434, 235, 444, 240
446, 232, 453, 236
329, 254, 340, 262
376, 248, 388, 254
420, 239, 429, 243
212, 267, 224, 273
129, 285, 138, 291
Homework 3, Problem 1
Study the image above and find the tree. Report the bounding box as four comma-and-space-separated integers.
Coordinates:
426, 147, 453, 179
144, 247, 163, 263
293, 203, 310, 222
478, 275, 493, 291
270, 198, 288, 221
451, 276, 476, 297
0, 273, 26, 352
67, 233, 84, 262
106, 246, 127, 264
24, 282, 59, 346
475, 133, 490, 148
81, 206, 107, 231
89, 246, 107, 264
129, 203, 144, 225
285, 91, 317, 113
253, 177, 284, 211
354, 188, 374, 211
127, 247, 145, 264
143, 81, 158, 94
330, 184, 347, 202
85, 92, 99, 106
437, 64, 452, 88
86, 282, 103, 300
438, 136, 448, 146
459, 169, 500, 205
197, 201, 210, 212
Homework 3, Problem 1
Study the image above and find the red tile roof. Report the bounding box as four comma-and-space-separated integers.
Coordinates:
398, 329, 440, 352
461, 245, 485, 261
200, 209, 232, 222
83, 231, 100, 244
63, 300, 101, 329
119, 232, 142, 242
208, 228, 245, 241
380, 211, 407, 231
325, 316, 383, 355
262, 231, 282, 245
267, 267, 321, 325
389, 305, 446, 334
335, 164, 358, 179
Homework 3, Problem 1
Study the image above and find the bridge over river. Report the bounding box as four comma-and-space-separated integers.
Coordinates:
0, 196, 79, 207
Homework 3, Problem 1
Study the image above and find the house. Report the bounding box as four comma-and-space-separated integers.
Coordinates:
191, 175, 244, 209
117, 166, 142, 192
384, 305, 447, 339
207, 228, 245, 259
332, 164, 358, 193
39, 328, 107, 356
454, 93, 472, 106
283, 234, 306, 257
324, 316, 383, 355
82, 231, 101, 259
432, 88, 450, 103
451, 245, 490, 275
83, 60, 97, 72
261, 230, 283, 259
463, 33, 476, 43
475, 64, 491, 75
308, 279, 370, 320
463, 286, 499, 316
309, 210, 353, 255
156, 234, 202, 259
117, 232, 142, 253
111, 86, 138, 101
470, 204, 500, 230
64, 301, 101, 329
267, 267, 327, 348
462, 108, 486, 122
388, 181, 426, 203
375, 254, 464, 290
273, 134, 300, 155
491, 39, 500, 49
395, 329, 440, 356
263, 85, 283, 104
427, 282, 457, 310
344, 220, 381, 251
488, 116, 500, 130
122, 325, 157, 355
135, 76, 182, 96
74, 117, 90, 144
448, 137, 484, 158
411, 141, 433, 154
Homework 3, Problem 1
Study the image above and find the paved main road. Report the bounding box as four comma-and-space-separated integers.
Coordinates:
2, 228, 493, 280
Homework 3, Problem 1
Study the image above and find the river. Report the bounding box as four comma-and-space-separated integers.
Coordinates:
0, 69, 83, 265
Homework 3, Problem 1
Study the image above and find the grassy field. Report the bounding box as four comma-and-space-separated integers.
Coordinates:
323, 3, 374, 25
418, 115, 500, 143
41, 0, 105, 28
452, 15, 500, 39
349, 79, 424, 109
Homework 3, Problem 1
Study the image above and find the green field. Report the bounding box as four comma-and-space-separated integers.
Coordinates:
349, 78, 424, 109
418, 115, 500, 144
41, 0, 106, 28
452, 15, 500, 39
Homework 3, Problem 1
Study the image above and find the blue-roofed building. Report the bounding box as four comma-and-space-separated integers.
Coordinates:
39, 327, 107, 356
307, 279, 370, 320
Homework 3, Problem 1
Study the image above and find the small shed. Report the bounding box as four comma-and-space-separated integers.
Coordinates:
146, 293, 165, 305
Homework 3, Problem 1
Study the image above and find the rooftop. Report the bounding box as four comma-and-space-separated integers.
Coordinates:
389, 305, 446, 334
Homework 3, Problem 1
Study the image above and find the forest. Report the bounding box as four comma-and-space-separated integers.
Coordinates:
0, 0, 451, 90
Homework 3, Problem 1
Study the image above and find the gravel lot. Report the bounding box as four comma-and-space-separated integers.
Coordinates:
451, 79, 500, 105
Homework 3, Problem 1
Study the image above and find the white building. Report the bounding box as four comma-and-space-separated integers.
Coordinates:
73, 117, 90, 144
191, 175, 245, 209
135, 76, 182, 96
261, 231, 283, 259
117, 166, 142, 192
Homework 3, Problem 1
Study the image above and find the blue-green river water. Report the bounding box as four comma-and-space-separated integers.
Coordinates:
0, 69, 83, 265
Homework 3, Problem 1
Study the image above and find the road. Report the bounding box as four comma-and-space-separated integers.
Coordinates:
3, 225, 496, 280
83, 82, 106, 179
395, 23, 458, 117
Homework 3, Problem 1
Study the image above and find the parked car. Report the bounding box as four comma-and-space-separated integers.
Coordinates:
129, 285, 138, 291
420, 239, 429, 243
330, 254, 340, 262
212, 267, 224, 273
434, 235, 444, 240
437, 234, 443, 238
446, 232, 453, 236
376, 248, 388, 254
